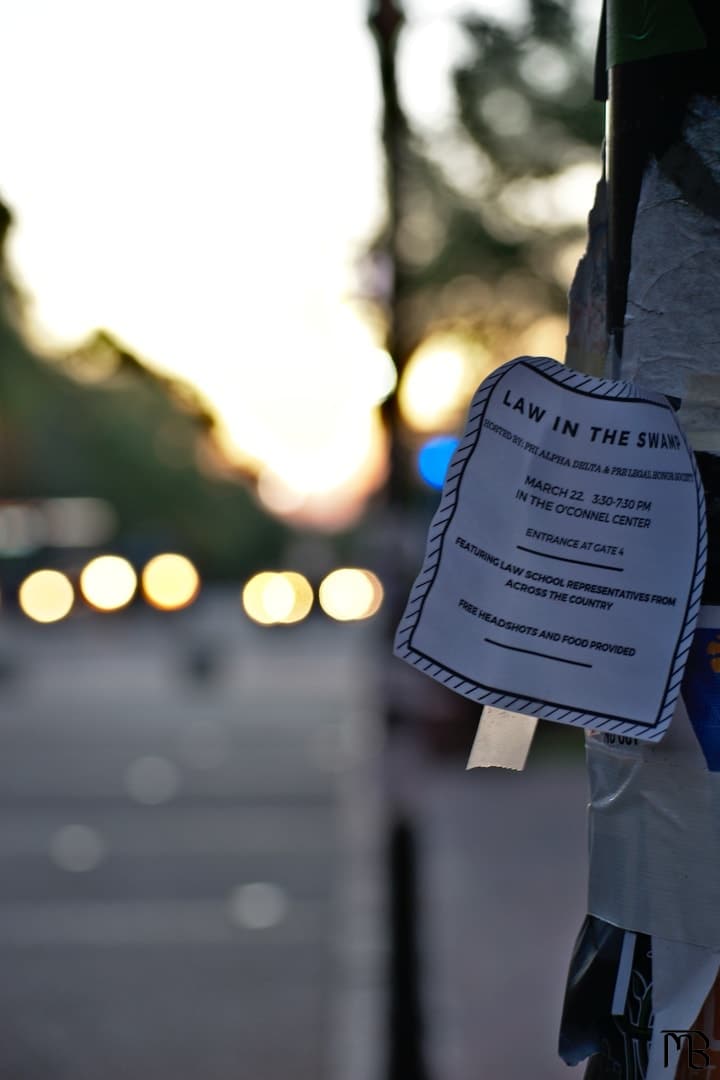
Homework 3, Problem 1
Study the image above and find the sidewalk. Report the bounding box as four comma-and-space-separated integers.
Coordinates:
415, 743, 588, 1079
310, 629, 590, 1080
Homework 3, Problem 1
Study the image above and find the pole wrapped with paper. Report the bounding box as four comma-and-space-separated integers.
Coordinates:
392, 3, 720, 1076
562, 6, 720, 1077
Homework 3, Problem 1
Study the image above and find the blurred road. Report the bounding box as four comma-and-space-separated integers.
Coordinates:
0, 591, 589, 1080
0, 595, 383, 1080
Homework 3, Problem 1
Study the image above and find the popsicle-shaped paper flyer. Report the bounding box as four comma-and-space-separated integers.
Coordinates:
394, 355, 706, 741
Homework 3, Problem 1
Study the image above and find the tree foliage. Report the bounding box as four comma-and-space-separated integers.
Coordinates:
0, 203, 287, 578
390, 0, 604, 354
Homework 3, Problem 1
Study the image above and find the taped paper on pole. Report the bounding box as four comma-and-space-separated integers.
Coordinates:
466, 707, 538, 771
394, 356, 706, 742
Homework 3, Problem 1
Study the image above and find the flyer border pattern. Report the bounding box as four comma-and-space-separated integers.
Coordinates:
393, 356, 707, 741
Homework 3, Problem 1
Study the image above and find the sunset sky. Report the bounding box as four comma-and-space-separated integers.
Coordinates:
0, 0, 599, 524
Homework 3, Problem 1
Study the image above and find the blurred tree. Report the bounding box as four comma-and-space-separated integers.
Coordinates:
374, 0, 604, 363
0, 201, 287, 578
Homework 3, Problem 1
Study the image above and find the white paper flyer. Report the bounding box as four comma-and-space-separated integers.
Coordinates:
394, 356, 706, 741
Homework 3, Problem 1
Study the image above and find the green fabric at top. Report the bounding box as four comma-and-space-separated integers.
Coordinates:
607, 0, 707, 65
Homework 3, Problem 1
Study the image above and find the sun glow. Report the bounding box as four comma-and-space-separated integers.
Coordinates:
0, 2, 385, 530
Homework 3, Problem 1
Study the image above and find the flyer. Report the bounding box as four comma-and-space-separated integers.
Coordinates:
394, 356, 706, 741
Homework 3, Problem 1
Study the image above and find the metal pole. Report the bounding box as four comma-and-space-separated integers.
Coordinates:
605, 62, 647, 374
368, 5, 431, 1078
584, 8, 720, 1075
368, 0, 410, 507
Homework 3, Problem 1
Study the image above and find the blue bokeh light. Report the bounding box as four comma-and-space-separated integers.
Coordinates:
417, 435, 460, 489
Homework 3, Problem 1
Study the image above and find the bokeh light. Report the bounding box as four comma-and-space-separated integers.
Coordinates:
400, 341, 463, 431
517, 313, 570, 359
80, 555, 137, 612
50, 824, 105, 872
243, 573, 280, 626
18, 569, 74, 623
243, 573, 293, 625
363, 347, 397, 405
399, 333, 493, 433
280, 572, 314, 624
418, 435, 460, 489
318, 568, 383, 622
125, 756, 180, 805
0, 504, 45, 556
227, 882, 289, 930
141, 554, 200, 611
242, 571, 314, 626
